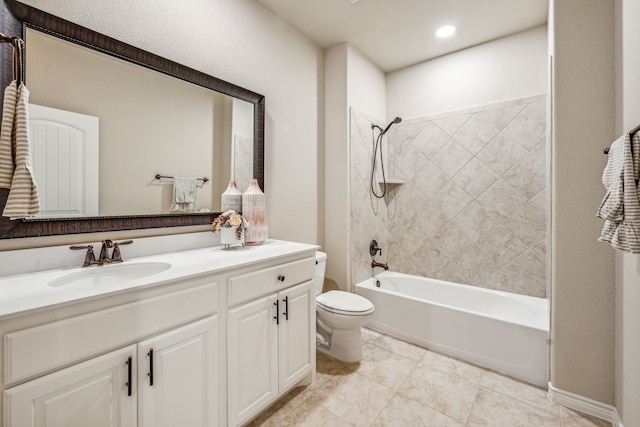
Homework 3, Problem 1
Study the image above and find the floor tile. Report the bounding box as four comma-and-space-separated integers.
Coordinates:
425, 350, 486, 384
401, 360, 480, 423
346, 343, 419, 390
303, 370, 395, 427
557, 406, 613, 427
371, 392, 464, 426
480, 369, 552, 412
246, 387, 306, 426
250, 331, 612, 427
370, 333, 427, 361
280, 398, 353, 426
467, 387, 561, 427
361, 327, 382, 344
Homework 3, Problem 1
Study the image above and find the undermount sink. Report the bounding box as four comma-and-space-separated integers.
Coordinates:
48, 262, 172, 289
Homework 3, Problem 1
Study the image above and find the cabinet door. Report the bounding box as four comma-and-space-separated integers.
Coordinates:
278, 280, 314, 391
3, 345, 137, 427
227, 294, 278, 427
138, 316, 218, 427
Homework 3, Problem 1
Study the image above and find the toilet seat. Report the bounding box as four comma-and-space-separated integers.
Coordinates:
316, 290, 374, 316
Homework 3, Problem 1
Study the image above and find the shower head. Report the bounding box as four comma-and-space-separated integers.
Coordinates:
381, 116, 402, 135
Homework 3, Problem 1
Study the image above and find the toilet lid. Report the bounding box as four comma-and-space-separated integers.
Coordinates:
316, 290, 374, 315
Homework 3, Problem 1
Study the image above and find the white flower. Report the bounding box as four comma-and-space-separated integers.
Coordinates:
229, 213, 243, 228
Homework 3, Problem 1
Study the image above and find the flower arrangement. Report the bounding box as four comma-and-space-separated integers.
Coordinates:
212, 210, 249, 239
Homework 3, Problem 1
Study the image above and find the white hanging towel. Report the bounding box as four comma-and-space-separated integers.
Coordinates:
170, 177, 197, 212
597, 132, 640, 253
0, 81, 39, 219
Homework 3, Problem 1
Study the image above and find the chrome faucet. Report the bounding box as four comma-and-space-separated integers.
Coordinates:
371, 260, 389, 271
70, 239, 133, 267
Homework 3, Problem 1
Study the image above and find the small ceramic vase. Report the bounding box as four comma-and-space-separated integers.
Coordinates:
221, 180, 242, 212
219, 227, 244, 250
242, 179, 268, 245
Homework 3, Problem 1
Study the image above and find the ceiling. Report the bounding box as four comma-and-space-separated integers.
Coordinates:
253, 0, 548, 73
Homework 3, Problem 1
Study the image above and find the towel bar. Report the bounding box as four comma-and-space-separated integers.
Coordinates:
155, 174, 209, 183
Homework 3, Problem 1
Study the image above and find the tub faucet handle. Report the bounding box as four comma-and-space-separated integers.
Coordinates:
370, 240, 382, 256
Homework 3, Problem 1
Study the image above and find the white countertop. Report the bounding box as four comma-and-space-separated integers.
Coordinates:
0, 239, 318, 320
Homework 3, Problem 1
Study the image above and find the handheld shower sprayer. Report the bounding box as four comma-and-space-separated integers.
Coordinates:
381, 116, 402, 135
371, 116, 402, 136
370, 116, 403, 198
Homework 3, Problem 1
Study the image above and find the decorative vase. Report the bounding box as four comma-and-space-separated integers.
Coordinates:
219, 227, 244, 250
242, 179, 268, 245
221, 180, 242, 212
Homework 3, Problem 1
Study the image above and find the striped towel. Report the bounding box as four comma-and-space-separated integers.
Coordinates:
0, 81, 39, 219
0, 82, 17, 188
597, 132, 640, 253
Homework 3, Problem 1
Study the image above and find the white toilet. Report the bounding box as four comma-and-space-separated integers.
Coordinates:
314, 251, 374, 363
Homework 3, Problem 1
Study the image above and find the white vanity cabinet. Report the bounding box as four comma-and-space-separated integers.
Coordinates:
4, 316, 217, 427
2, 278, 219, 427
4, 344, 138, 427
137, 316, 218, 427
227, 258, 315, 426
0, 240, 319, 427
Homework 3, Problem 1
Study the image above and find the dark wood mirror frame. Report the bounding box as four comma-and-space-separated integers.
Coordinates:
0, 0, 264, 239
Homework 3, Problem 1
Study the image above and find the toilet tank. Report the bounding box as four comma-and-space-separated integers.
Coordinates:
315, 251, 327, 295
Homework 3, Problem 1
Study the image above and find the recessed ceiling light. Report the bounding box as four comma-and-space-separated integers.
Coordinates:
435, 25, 456, 39
346, 0, 360, 3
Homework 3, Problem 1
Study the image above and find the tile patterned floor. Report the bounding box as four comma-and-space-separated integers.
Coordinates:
247, 328, 612, 427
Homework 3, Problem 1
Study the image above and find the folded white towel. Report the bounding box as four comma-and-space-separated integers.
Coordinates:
170, 177, 197, 212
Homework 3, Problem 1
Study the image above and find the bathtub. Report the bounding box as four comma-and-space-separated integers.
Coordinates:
355, 271, 549, 386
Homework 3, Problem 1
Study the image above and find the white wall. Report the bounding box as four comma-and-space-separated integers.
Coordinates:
387, 26, 548, 120
615, 0, 640, 424
347, 45, 386, 123
324, 44, 350, 288
18, 0, 324, 245
550, 0, 615, 405
324, 44, 385, 289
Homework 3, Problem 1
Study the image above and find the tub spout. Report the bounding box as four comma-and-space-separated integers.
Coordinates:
371, 260, 389, 271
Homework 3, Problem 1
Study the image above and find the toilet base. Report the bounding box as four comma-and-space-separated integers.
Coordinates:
316, 327, 364, 363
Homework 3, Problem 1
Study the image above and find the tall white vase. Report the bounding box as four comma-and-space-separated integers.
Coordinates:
242, 179, 268, 245
221, 180, 242, 212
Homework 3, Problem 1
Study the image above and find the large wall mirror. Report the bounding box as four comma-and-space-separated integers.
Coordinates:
0, 0, 265, 239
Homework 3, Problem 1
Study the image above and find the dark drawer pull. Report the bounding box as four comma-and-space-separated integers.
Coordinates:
126, 356, 133, 396
148, 348, 154, 386
277, 275, 286, 282
273, 300, 279, 325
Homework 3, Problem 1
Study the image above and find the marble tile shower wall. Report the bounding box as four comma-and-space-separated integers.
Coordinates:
349, 95, 547, 297
350, 108, 390, 287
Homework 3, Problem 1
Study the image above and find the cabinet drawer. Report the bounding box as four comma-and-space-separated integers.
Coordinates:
4, 280, 217, 385
228, 257, 314, 306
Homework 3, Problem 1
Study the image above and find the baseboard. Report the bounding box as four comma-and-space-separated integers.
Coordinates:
548, 382, 623, 427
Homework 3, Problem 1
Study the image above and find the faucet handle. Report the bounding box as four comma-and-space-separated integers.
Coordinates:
111, 240, 133, 262
70, 244, 97, 267
369, 240, 382, 256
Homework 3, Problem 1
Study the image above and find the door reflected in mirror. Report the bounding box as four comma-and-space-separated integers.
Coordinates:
25, 27, 254, 218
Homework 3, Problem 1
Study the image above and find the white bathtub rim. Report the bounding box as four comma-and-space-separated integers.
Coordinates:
361, 271, 549, 332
